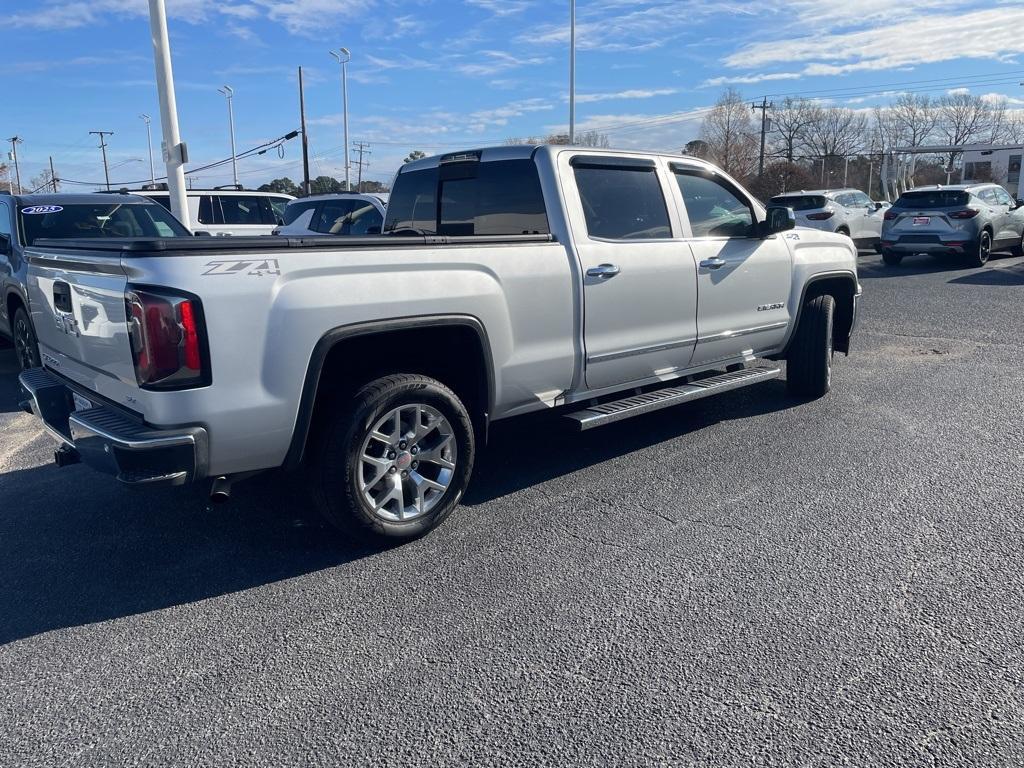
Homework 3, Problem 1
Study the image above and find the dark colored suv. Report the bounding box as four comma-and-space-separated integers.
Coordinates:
0, 193, 190, 370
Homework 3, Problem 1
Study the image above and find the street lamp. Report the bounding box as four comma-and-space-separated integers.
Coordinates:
217, 85, 239, 188
329, 47, 352, 191
569, 0, 576, 145
140, 114, 156, 186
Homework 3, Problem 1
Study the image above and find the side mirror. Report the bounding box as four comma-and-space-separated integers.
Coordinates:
194, 230, 212, 237
0, 233, 10, 254
874, 202, 884, 211
1014, 198, 1024, 210
761, 205, 796, 237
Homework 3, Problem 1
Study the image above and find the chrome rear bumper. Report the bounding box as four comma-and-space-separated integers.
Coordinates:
18, 367, 208, 486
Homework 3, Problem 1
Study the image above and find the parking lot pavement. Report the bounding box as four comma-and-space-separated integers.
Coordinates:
1, 253, 1022, 767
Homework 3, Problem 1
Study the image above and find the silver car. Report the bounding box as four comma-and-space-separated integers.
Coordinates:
770, 188, 885, 250
880, 184, 1024, 267
273, 192, 388, 236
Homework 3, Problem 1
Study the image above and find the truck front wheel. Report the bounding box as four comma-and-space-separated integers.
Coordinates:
786, 294, 835, 399
310, 374, 475, 541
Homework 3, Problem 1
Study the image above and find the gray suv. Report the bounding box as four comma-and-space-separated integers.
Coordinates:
770, 188, 885, 250
880, 184, 1024, 267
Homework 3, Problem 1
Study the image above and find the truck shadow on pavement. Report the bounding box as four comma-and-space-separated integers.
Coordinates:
948, 263, 1024, 286
858, 254, 1024, 281
0, 466, 378, 645
0, 372, 796, 645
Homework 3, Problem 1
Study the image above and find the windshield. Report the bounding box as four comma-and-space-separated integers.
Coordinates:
770, 195, 827, 211
893, 191, 970, 209
19, 203, 191, 244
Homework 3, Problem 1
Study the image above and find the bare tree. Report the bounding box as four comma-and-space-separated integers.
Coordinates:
802, 107, 868, 184
507, 131, 610, 147
699, 88, 759, 179
889, 94, 938, 148
771, 98, 822, 162
0, 163, 10, 194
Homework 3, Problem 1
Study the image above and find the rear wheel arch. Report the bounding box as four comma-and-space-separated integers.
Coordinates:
285, 316, 494, 470
5, 289, 27, 334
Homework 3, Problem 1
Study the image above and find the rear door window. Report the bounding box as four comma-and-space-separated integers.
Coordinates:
197, 195, 217, 224
573, 161, 670, 240
218, 196, 268, 226
0, 200, 11, 241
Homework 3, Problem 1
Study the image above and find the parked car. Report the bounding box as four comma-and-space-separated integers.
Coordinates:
879, 184, 1024, 267
273, 193, 387, 236
770, 188, 885, 250
19, 145, 860, 542
0, 193, 191, 370
110, 187, 294, 237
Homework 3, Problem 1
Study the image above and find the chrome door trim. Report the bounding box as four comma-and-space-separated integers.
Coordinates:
698, 320, 788, 344
587, 336, 698, 365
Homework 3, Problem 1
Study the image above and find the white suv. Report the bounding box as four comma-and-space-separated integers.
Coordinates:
274, 193, 388, 237
770, 189, 886, 250
131, 188, 294, 236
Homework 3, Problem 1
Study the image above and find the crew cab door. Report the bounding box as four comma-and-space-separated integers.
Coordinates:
670, 166, 793, 366
564, 154, 698, 391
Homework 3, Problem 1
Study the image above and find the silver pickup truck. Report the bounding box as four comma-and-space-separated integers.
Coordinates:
18, 145, 860, 540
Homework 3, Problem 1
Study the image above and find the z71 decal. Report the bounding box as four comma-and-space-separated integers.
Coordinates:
203, 259, 281, 277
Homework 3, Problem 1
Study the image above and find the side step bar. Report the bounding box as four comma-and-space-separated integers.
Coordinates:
565, 366, 782, 431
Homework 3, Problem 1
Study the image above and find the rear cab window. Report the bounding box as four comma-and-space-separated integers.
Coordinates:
385, 156, 549, 236
18, 203, 191, 244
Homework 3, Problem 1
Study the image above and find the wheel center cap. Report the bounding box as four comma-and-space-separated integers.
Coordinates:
395, 452, 413, 470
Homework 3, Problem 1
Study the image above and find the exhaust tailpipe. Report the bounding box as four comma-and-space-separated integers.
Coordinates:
209, 476, 232, 504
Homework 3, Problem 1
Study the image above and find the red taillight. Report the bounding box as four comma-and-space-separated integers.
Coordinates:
948, 208, 980, 219
806, 211, 834, 220
125, 288, 209, 389
883, 209, 898, 220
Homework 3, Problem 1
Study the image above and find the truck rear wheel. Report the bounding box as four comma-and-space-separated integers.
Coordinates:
13, 307, 41, 371
310, 374, 475, 541
786, 294, 834, 399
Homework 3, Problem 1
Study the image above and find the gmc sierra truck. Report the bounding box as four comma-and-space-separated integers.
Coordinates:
18, 145, 860, 541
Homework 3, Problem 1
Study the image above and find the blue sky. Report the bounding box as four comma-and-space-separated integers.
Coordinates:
4, 0, 1024, 191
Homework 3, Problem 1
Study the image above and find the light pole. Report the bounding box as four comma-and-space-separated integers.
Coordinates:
147, 0, 190, 229
218, 85, 239, 188
6, 136, 22, 194
569, 0, 576, 145
329, 48, 351, 191
140, 114, 156, 186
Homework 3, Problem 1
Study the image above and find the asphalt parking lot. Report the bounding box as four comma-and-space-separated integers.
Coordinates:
1, 252, 1022, 767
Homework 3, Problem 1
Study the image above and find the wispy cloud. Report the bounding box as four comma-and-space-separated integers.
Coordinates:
575, 88, 678, 104
455, 50, 549, 77
701, 72, 801, 87
466, 0, 532, 15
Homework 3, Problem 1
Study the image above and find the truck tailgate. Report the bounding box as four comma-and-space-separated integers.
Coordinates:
25, 246, 136, 396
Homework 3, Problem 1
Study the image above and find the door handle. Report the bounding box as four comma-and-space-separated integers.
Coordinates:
586, 264, 621, 279
700, 257, 727, 270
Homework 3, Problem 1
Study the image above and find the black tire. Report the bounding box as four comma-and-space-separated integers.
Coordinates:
969, 230, 992, 267
309, 374, 475, 541
837, 227, 851, 238
881, 250, 903, 266
786, 294, 835, 399
13, 307, 40, 371
1011, 233, 1024, 258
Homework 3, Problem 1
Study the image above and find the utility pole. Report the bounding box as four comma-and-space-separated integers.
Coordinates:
352, 141, 371, 190
147, 0, 190, 229
7, 136, 23, 194
49, 156, 58, 192
752, 97, 773, 177
298, 66, 311, 196
140, 114, 156, 186
218, 85, 239, 188
90, 131, 114, 191
569, 0, 576, 145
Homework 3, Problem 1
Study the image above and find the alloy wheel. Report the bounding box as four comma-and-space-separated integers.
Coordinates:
357, 403, 458, 522
14, 316, 38, 370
